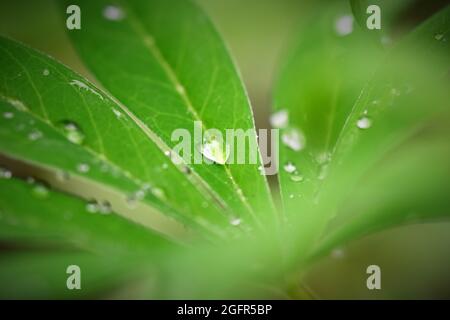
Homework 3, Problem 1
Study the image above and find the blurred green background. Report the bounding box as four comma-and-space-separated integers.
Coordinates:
0, 0, 449, 299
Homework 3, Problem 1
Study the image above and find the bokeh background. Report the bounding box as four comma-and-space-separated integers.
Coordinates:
0, 0, 449, 299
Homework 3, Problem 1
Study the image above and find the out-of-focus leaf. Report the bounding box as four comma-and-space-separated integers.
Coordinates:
0, 36, 235, 239
0, 251, 145, 299
310, 6, 450, 256
275, 4, 450, 263
63, 0, 276, 228
0, 177, 175, 254
0, 178, 174, 298
273, 2, 381, 243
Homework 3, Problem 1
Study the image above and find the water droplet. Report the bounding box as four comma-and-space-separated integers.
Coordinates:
283, 162, 296, 173
112, 108, 122, 119
86, 200, 99, 213
316, 152, 330, 165
103, 5, 125, 21
42, 69, 50, 76
289, 194, 294, 199
56, 170, 70, 182
164, 150, 171, 157
258, 165, 265, 175
58, 120, 85, 145
0, 167, 12, 179
32, 182, 49, 198
335, 15, 353, 36
230, 217, 241, 226
356, 116, 372, 129
151, 187, 166, 200
290, 172, 304, 182
434, 33, 444, 41
98, 201, 112, 214
182, 166, 191, 174
199, 135, 230, 165
26, 176, 35, 184
3, 111, 14, 119
76, 163, 90, 173
270, 109, 288, 128
28, 130, 43, 141
4, 97, 27, 111
70, 79, 104, 100
281, 127, 305, 151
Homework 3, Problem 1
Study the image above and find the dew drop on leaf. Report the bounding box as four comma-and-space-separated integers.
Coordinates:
103, 5, 125, 21
270, 109, 288, 128
98, 201, 112, 214
230, 217, 241, 226
0, 167, 12, 179
290, 172, 304, 182
32, 182, 49, 199
3, 111, 14, 119
58, 120, 85, 145
112, 108, 122, 119
76, 163, 90, 173
281, 127, 305, 151
28, 129, 43, 141
199, 136, 230, 165
434, 33, 444, 41
86, 200, 99, 213
151, 187, 166, 200
335, 15, 353, 36
42, 69, 50, 76
283, 162, 296, 173
356, 116, 372, 129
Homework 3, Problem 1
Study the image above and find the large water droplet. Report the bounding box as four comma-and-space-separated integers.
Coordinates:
103, 5, 125, 21
281, 127, 305, 151
32, 182, 49, 198
0, 167, 12, 179
283, 162, 296, 173
356, 116, 372, 129
335, 15, 353, 36
199, 135, 230, 165
58, 120, 85, 145
42, 69, 50, 76
270, 109, 288, 128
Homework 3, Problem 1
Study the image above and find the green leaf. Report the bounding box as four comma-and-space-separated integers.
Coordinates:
0, 36, 237, 239
0, 251, 144, 299
0, 177, 174, 254
0, 177, 173, 298
62, 0, 276, 227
